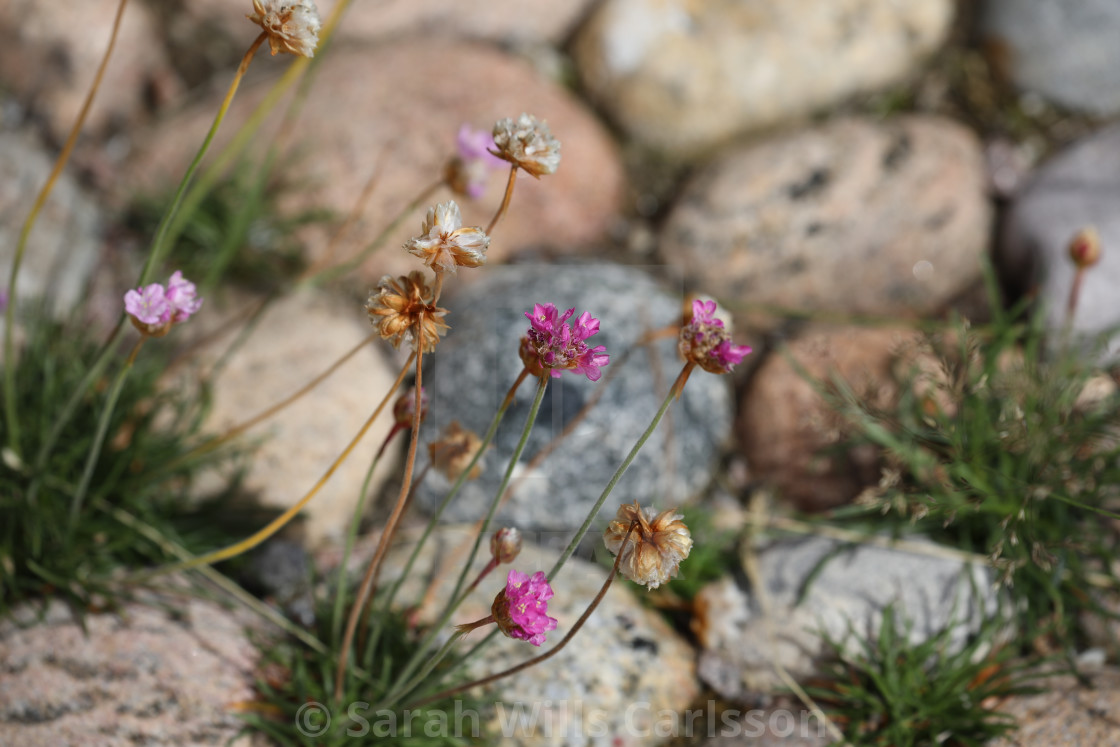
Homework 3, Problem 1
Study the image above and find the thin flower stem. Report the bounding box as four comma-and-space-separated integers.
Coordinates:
330, 427, 400, 649
384, 373, 549, 701
138, 32, 266, 287
335, 351, 426, 699
485, 166, 518, 236
142, 351, 414, 578
377, 631, 465, 711
405, 522, 637, 710
462, 558, 499, 599
547, 363, 694, 581
66, 336, 146, 536
3, 0, 130, 455
167, 330, 379, 471
379, 367, 531, 614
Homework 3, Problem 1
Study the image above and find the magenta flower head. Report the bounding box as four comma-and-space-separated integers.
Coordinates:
678, 298, 752, 374
123, 271, 202, 337
490, 569, 558, 647
445, 124, 506, 200
519, 303, 609, 381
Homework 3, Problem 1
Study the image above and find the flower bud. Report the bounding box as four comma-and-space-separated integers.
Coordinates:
1068, 226, 1101, 269
490, 527, 522, 564
393, 386, 429, 428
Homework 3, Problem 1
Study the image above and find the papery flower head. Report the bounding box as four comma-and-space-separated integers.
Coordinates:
247, 0, 321, 58
678, 299, 752, 374
491, 114, 561, 178
393, 386, 429, 428
365, 271, 449, 353
446, 124, 506, 200
124, 271, 203, 336
429, 421, 485, 481
404, 201, 489, 274
490, 569, 557, 646
519, 303, 609, 381
603, 501, 693, 590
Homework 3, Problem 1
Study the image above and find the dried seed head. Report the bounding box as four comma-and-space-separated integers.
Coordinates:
247, 0, 321, 58
603, 501, 693, 590
491, 114, 561, 178
428, 421, 485, 481
365, 272, 449, 353
404, 201, 489, 274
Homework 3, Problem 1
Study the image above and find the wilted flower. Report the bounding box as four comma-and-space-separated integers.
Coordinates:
490, 527, 523, 565
428, 421, 485, 481
247, 0, 321, 58
124, 271, 203, 336
491, 114, 561, 178
446, 124, 506, 199
490, 569, 557, 646
365, 272, 449, 353
393, 386, 429, 428
603, 501, 692, 590
404, 201, 489, 274
519, 303, 609, 381
678, 299, 752, 374
1068, 226, 1101, 269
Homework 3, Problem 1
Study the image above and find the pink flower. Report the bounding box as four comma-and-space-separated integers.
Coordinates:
678, 298, 752, 374
123, 271, 202, 335
124, 283, 171, 326
520, 303, 609, 381
446, 124, 506, 200
491, 569, 558, 647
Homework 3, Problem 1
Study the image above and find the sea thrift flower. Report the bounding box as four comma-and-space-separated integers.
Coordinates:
490, 527, 522, 565
446, 124, 506, 199
404, 201, 489, 273
429, 421, 485, 481
491, 114, 561, 178
603, 501, 693, 590
247, 0, 321, 58
491, 570, 557, 646
1068, 226, 1101, 269
365, 271, 449, 353
520, 303, 609, 381
124, 272, 203, 336
678, 299, 752, 374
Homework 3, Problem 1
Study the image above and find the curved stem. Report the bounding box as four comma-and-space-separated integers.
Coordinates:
335, 350, 426, 698
143, 350, 414, 577
548, 362, 693, 581
3, 0, 131, 454
405, 522, 636, 709
138, 32, 266, 287
485, 166, 518, 236
67, 335, 145, 535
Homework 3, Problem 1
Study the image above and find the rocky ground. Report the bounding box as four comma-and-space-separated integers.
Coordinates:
3, 0, 1120, 744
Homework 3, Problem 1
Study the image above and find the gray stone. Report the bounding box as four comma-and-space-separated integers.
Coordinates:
998, 123, 1120, 362
0, 130, 102, 320
661, 116, 991, 330
0, 592, 257, 747
572, 0, 953, 156
980, 0, 1120, 116
692, 535, 999, 697
340, 525, 699, 746
416, 263, 734, 536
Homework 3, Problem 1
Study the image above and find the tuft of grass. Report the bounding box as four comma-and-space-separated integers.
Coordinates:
241, 590, 490, 746
0, 306, 248, 616
807, 605, 1038, 747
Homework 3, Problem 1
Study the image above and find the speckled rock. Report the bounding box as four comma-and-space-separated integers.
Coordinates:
999, 123, 1120, 363
987, 667, 1120, 747
0, 0, 180, 142
980, 0, 1120, 116
572, 0, 954, 156
414, 263, 735, 534
661, 116, 991, 331
691, 702, 832, 746
337, 525, 699, 747
188, 288, 400, 548
0, 130, 102, 319
0, 593, 257, 747
123, 41, 626, 287
739, 325, 921, 512
692, 535, 999, 697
